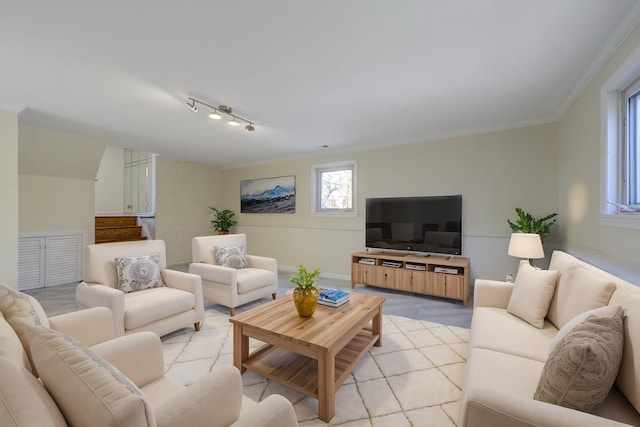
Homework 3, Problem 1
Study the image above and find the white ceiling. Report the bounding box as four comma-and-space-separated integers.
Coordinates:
3, 1, 640, 167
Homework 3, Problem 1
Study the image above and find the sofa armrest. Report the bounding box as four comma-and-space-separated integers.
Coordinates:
189, 262, 237, 285
462, 386, 632, 427
231, 394, 298, 427
245, 255, 277, 275
76, 282, 126, 337
161, 269, 205, 321
473, 279, 514, 309
49, 307, 114, 346
91, 331, 164, 388
155, 365, 243, 427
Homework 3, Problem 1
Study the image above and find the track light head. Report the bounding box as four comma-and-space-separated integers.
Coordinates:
185, 99, 198, 112
209, 110, 222, 120
228, 118, 240, 127
245, 124, 255, 132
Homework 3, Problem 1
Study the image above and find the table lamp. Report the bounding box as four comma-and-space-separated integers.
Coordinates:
507, 233, 544, 264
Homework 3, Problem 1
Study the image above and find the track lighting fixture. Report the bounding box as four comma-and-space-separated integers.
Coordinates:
185, 99, 198, 112
185, 97, 255, 132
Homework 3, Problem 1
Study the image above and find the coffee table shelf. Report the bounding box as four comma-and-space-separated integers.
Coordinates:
242, 329, 378, 398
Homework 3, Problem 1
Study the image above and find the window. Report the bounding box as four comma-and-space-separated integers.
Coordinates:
601, 48, 640, 229
625, 83, 640, 207
312, 160, 357, 216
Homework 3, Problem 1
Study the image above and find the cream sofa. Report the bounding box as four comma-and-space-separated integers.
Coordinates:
0, 284, 298, 427
460, 250, 640, 426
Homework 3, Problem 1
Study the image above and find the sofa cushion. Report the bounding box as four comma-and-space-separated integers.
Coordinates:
213, 246, 249, 269
237, 268, 276, 294
464, 347, 546, 400
507, 263, 558, 329
0, 311, 31, 372
534, 306, 624, 413
609, 285, 640, 413
469, 307, 557, 362
0, 283, 49, 374
124, 287, 195, 330
116, 253, 166, 293
0, 356, 67, 427
546, 264, 616, 329
26, 324, 155, 427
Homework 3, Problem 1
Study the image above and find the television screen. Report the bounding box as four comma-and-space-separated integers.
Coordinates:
365, 195, 462, 255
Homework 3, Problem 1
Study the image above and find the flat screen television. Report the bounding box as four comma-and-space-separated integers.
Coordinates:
365, 195, 462, 256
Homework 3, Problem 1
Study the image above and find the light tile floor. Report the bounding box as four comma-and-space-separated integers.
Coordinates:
25, 264, 474, 328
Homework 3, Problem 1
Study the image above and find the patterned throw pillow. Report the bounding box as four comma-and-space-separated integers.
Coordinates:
534, 306, 624, 413
213, 246, 249, 269
0, 283, 49, 374
115, 253, 165, 293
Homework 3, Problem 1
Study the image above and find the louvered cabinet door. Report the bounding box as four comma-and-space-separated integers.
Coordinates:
18, 237, 45, 290
18, 233, 83, 290
45, 234, 82, 287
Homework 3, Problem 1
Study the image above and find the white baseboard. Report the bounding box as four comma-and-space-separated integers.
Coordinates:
279, 264, 350, 282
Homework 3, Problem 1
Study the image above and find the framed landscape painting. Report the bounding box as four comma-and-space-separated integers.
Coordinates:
241, 175, 295, 213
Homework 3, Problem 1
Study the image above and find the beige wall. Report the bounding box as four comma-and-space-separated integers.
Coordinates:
558, 22, 640, 282
0, 111, 19, 286
17, 125, 105, 250
95, 145, 124, 214
19, 175, 95, 237
155, 157, 224, 265
223, 123, 558, 281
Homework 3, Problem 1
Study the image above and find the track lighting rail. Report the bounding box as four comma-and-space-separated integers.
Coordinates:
185, 97, 255, 131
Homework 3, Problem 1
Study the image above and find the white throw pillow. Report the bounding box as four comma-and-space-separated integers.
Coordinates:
115, 253, 165, 293
507, 262, 558, 329
213, 246, 249, 269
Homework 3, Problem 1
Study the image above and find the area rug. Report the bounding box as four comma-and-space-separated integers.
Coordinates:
161, 303, 470, 427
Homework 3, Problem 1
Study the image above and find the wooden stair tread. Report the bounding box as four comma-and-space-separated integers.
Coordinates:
95, 216, 146, 244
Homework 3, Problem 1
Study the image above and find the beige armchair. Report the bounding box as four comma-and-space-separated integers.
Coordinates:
92, 329, 298, 427
76, 240, 205, 337
189, 234, 278, 316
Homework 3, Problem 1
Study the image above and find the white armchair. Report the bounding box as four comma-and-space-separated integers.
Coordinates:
189, 234, 278, 316
76, 240, 205, 337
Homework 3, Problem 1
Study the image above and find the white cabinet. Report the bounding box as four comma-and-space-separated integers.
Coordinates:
18, 233, 83, 290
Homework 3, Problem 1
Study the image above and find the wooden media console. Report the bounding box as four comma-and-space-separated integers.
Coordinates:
351, 252, 470, 306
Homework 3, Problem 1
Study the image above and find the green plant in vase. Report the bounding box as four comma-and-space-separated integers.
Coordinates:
507, 208, 557, 244
209, 207, 236, 235
290, 265, 321, 317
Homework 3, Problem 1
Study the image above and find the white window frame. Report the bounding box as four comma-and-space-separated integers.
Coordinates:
601, 45, 640, 230
311, 160, 357, 217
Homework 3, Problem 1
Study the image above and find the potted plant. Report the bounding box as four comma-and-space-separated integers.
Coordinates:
290, 265, 321, 317
507, 208, 557, 243
209, 207, 237, 235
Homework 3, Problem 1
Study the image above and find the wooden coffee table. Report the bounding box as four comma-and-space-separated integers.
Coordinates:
229, 292, 385, 422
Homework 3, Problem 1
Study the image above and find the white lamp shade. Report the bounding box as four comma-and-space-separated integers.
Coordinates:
507, 233, 544, 259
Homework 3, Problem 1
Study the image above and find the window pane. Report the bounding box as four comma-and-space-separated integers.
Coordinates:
630, 93, 640, 204
320, 169, 352, 210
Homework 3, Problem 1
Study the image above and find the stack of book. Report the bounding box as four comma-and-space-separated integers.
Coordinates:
318, 289, 350, 307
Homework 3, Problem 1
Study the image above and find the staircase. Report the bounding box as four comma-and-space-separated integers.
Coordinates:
95, 216, 147, 244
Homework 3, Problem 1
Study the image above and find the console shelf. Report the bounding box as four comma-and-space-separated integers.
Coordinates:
351, 252, 470, 306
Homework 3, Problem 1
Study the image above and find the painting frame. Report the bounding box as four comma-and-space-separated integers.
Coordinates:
240, 175, 296, 213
